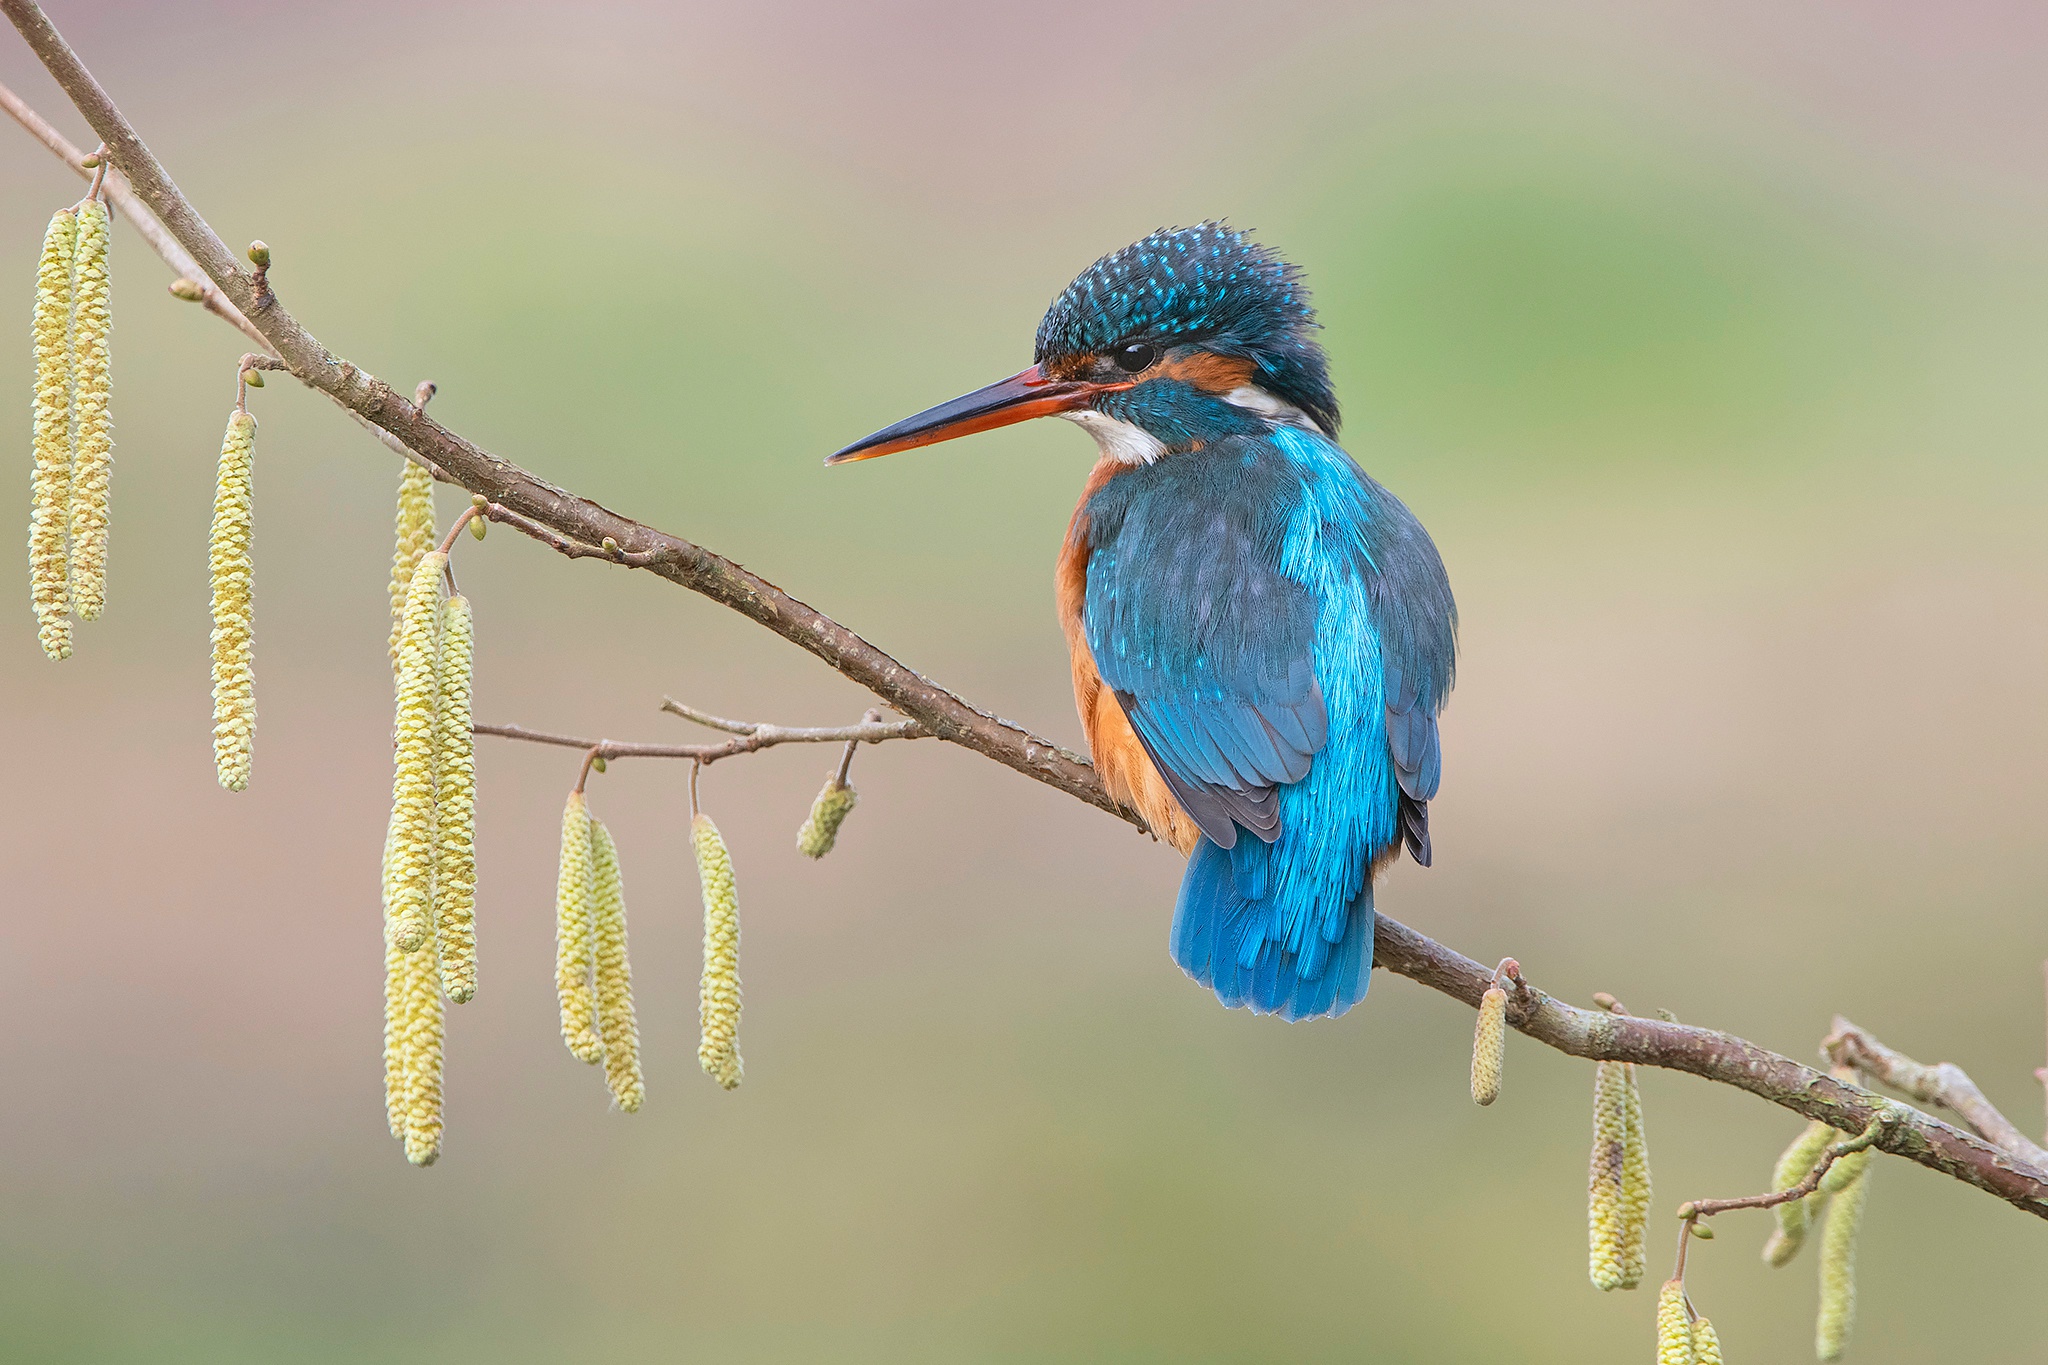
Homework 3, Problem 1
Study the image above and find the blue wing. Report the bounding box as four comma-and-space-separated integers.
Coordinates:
1080, 441, 1331, 849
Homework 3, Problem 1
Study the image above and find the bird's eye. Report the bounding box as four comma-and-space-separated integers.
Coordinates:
1113, 342, 1159, 374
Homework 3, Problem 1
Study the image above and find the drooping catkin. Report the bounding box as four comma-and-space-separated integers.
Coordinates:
389, 462, 434, 670
1763, 1120, 1836, 1267
589, 816, 642, 1111
797, 778, 857, 858
1655, 1280, 1697, 1365
432, 594, 477, 1002
381, 830, 409, 1138
207, 410, 257, 790
386, 551, 446, 952
1690, 1316, 1724, 1365
1470, 986, 1506, 1105
29, 207, 76, 661
66, 199, 112, 621
555, 791, 601, 1063
693, 812, 743, 1089
1815, 1150, 1872, 1361
400, 909, 445, 1166
1589, 1059, 1650, 1290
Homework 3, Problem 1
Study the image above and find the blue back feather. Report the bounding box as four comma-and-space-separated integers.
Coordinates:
1081, 427, 1455, 1019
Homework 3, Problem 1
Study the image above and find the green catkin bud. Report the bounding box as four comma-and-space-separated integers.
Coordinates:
389, 462, 435, 673
796, 778, 857, 858
693, 813, 743, 1089
1691, 1316, 1724, 1365
590, 817, 643, 1111
1815, 1150, 1872, 1361
554, 792, 601, 1063
1763, 1120, 1836, 1267
432, 594, 477, 1003
386, 551, 445, 952
1656, 1280, 1697, 1365
1470, 986, 1507, 1105
66, 199, 112, 621
29, 208, 76, 660
1589, 1059, 1650, 1290
208, 410, 257, 790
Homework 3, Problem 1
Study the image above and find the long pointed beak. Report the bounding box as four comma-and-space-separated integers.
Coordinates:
826, 364, 1116, 465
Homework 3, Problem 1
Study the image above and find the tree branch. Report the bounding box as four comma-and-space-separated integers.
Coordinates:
1825, 1017, 2048, 1168
7, 0, 2048, 1222
472, 707, 927, 766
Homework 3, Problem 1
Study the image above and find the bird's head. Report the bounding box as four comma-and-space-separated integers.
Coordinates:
827, 223, 1336, 467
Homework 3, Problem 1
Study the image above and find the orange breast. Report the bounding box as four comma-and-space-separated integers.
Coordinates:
1057, 457, 1203, 855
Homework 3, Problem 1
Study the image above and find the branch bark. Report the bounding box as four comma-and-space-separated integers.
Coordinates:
6, 0, 2047, 1223
1826, 1017, 2048, 1168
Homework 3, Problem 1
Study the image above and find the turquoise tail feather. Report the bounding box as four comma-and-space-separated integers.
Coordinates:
1170, 837, 1375, 1021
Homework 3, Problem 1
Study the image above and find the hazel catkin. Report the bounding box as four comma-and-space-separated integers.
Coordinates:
796, 778, 857, 858
1470, 986, 1506, 1105
432, 593, 477, 1003
66, 199, 112, 621
555, 791, 601, 1064
1690, 1315, 1724, 1365
1816, 1149, 1872, 1361
590, 816, 642, 1111
29, 207, 76, 660
386, 550, 446, 952
694, 812, 743, 1090
1762, 1120, 1835, 1267
208, 409, 257, 790
1655, 1280, 1697, 1365
1588, 1059, 1650, 1290
389, 462, 434, 670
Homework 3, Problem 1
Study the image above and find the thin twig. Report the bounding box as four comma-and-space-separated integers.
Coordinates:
473, 708, 926, 767
836, 708, 882, 785
1825, 1017, 2048, 1167
1678, 1112, 1893, 1222
7, 1, 2048, 1221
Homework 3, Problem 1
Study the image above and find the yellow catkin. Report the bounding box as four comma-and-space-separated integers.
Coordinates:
1691, 1316, 1724, 1365
694, 812, 743, 1089
555, 791, 601, 1063
1619, 1062, 1652, 1283
400, 912, 445, 1166
1763, 1120, 1836, 1267
29, 207, 76, 660
1589, 1059, 1650, 1290
388, 462, 434, 670
208, 410, 257, 790
432, 594, 478, 1003
590, 816, 643, 1111
1815, 1150, 1872, 1361
1470, 986, 1506, 1105
796, 778, 857, 858
66, 199, 111, 621
381, 829, 409, 1138
1656, 1280, 1697, 1365
386, 551, 445, 953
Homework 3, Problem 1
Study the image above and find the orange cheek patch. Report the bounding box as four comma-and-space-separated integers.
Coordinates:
1154, 351, 1256, 393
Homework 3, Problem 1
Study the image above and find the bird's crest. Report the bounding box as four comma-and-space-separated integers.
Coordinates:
1034, 222, 1338, 434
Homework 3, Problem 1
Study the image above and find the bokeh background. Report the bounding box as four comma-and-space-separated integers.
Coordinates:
4, 1, 2047, 1360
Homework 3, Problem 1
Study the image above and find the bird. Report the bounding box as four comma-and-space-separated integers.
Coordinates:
827, 223, 1457, 1021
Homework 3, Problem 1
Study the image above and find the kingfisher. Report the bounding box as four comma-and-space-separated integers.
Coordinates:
828, 224, 1456, 1021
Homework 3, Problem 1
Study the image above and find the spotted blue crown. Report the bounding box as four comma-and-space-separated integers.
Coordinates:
1033, 222, 1339, 435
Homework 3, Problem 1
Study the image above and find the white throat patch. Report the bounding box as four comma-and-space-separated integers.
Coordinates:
1222, 385, 1327, 435
1060, 408, 1168, 466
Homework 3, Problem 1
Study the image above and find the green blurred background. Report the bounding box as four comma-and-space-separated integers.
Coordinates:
4, 2, 2047, 1360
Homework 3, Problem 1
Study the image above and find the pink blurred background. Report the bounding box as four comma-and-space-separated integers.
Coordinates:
4, 2, 2047, 1359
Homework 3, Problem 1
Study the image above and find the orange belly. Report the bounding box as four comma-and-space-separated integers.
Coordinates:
1057, 457, 1203, 855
